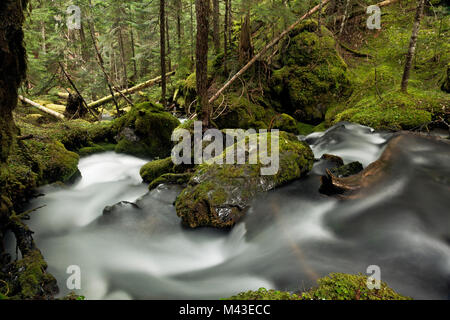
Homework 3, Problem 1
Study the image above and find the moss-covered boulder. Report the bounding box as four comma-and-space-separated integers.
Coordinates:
114, 102, 180, 158
175, 131, 314, 228
326, 89, 447, 130
140, 157, 174, 183
0, 138, 80, 204
301, 273, 411, 300
227, 273, 411, 300
214, 94, 275, 130
272, 113, 298, 134
270, 20, 352, 124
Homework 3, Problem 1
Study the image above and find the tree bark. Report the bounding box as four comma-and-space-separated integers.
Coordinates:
18, 96, 65, 120
239, 12, 253, 65
213, 0, 220, 53
0, 0, 28, 162
401, 0, 425, 93
160, 0, 167, 108
195, 0, 211, 127
224, 0, 229, 73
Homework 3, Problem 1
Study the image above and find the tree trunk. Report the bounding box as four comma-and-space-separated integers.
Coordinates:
195, 0, 211, 127
166, 15, 172, 72
0, 0, 28, 163
160, 0, 167, 108
213, 0, 220, 53
239, 12, 254, 65
224, 0, 229, 73
176, 0, 182, 62
118, 20, 128, 89
401, 0, 425, 93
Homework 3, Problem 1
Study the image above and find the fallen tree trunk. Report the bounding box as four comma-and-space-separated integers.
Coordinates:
57, 92, 69, 99
88, 71, 176, 109
18, 95, 65, 120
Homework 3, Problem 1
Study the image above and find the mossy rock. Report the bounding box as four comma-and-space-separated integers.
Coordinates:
227, 288, 301, 300
272, 113, 298, 134
12, 250, 58, 299
214, 94, 275, 130
140, 157, 174, 183
148, 172, 193, 190
77, 143, 117, 157
114, 102, 180, 158
327, 89, 447, 130
0, 138, 79, 204
270, 20, 352, 124
227, 273, 411, 300
16, 118, 116, 152
175, 131, 314, 229
301, 273, 411, 300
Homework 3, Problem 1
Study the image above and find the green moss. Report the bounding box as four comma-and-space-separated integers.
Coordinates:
227, 288, 301, 300
329, 89, 446, 130
114, 102, 180, 158
148, 172, 192, 190
270, 21, 352, 124
301, 273, 411, 300
14, 250, 57, 300
16, 118, 116, 152
1, 138, 79, 204
328, 4, 450, 131
272, 113, 298, 134
140, 157, 174, 183
175, 131, 314, 228
214, 94, 275, 130
77, 143, 117, 157
227, 273, 411, 301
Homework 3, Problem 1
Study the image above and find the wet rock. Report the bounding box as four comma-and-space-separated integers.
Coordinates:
175, 132, 314, 229
98, 201, 141, 225
320, 154, 344, 167
329, 161, 363, 178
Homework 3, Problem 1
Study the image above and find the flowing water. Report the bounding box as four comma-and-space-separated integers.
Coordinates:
21, 123, 449, 300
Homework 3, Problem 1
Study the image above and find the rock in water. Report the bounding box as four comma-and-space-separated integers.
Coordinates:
113, 102, 180, 158
175, 132, 314, 229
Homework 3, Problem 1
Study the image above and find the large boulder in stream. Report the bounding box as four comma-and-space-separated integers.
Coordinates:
114, 102, 180, 158
175, 131, 314, 229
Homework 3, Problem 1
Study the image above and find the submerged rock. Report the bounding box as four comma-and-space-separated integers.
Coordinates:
114, 102, 180, 158
320, 161, 364, 195
175, 131, 314, 229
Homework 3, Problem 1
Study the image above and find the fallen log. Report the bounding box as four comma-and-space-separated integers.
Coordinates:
57, 92, 69, 99
18, 95, 65, 120
87, 71, 176, 109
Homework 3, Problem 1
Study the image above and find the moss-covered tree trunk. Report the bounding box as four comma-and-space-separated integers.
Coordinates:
0, 0, 28, 163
